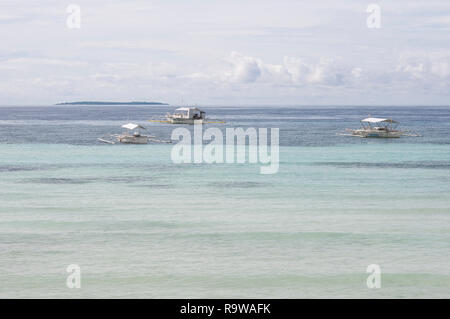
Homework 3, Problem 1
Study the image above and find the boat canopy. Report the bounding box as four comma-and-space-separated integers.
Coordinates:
361, 117, 398, 124
175, 107, 202, 112
121, 123, 145, 130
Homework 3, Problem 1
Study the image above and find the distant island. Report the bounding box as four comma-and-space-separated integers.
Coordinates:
56, 101, 169, 105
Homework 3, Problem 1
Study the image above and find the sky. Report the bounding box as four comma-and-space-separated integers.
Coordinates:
0, 0, 449, 106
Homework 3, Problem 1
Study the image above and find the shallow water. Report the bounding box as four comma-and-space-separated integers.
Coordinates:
0, 105, 449, 298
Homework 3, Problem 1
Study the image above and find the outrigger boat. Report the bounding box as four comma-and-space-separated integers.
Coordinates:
166, 107, 206, 124
149, 107, 225, 125
340, 117, 419, 138
98, 123, 171, 144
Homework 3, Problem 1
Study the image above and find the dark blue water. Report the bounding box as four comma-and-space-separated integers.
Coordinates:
0, 105, 449, 146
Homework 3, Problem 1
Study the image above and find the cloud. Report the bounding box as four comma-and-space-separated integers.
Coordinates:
1, 0, 449, 104
215, 52, 360, 87
0, 57, 88, 69
221, 52, 262, 83
391, 53, 450, 97
1, 48, 449, 106
0, 14, 22, 22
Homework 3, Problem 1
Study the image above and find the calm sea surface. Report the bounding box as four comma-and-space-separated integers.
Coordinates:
0, 105, 449, 298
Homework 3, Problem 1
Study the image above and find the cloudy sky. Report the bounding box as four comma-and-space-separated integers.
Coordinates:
0, 0, 449, 105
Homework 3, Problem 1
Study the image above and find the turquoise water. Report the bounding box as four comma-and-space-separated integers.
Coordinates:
0, 106, 449, 298
1, 143, 449, 298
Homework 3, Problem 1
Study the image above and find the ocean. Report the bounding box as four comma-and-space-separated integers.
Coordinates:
0, 105, 449, 298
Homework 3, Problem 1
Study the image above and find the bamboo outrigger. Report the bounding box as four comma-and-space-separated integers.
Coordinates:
339, 117, 420, 138
97, 123, 171, 144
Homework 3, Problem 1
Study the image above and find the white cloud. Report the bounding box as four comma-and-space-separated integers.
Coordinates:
396, 53, 450, 81
222, 52, 262, 83
1, 1, 450, 104
0, 58, 88, 69
3, 50, 449, 105
213, 52, 360, 87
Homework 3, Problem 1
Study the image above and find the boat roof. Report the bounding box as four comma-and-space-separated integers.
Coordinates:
361, 117, 398, 124
175, 107, 203, 112
121, 123, 145, 130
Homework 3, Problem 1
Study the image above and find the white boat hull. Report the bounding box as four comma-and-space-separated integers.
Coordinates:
117, 135, 148, 144
350, 129, 403, 138
166, 117, 204, 124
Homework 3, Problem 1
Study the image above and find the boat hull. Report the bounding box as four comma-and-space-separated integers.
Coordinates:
166, 117, 204, 124
351, 129, 403, 138
117, 135, 148, 144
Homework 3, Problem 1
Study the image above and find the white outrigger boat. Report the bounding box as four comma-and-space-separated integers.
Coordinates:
165, 107, 206, 124
341, 117, 419, 138
117, 123, 150, 144
98, 123, 171, 144
149, 107, 225, 125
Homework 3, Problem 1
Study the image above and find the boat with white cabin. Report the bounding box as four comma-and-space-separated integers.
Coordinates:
165, 107, 206, 124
